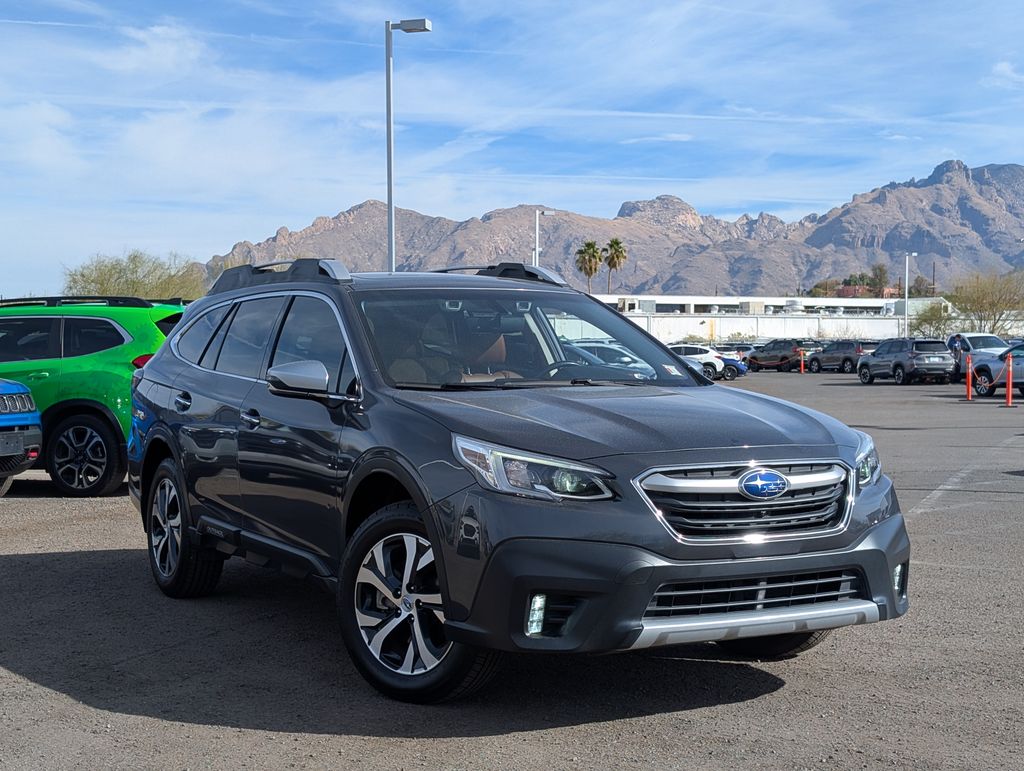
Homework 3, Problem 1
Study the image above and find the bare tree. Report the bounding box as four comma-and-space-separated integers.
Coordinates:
949, 272, 1024, 336
63, 250, 206, 300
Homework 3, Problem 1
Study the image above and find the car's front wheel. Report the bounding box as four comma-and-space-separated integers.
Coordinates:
338, 502, 501, 703
859, 366, 874, 384
147, 458, 223, 598
973, 370, 998, 397
716, 630, 832, 659
46, 414, 125, 497
747, 360, 761, 372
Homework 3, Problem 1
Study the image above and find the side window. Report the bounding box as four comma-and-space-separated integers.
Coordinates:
175, 305, 231, 365
215, 297, 286, 378
0, 317, 60, 362
874, 342, 891, 355
63, 317, 127, 357
270, 296, 347, 392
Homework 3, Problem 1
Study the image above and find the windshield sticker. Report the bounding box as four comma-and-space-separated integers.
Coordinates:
663, 364, 681, 375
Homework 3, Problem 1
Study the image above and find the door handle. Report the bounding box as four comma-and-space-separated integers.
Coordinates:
174, 392, 192, 412
240, 410, 261, 428
26, 372, 50, 380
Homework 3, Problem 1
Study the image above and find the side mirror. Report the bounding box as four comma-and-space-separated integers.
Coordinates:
268, 360, 330, 395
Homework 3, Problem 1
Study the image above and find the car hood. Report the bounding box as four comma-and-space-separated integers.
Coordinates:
393, 385, 857, 460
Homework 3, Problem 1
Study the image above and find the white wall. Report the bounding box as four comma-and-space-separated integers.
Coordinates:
624, 313, 902, 343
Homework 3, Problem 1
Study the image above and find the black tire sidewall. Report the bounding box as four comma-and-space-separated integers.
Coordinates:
859, 368, 873, 384
45, 414, 123, 497
338, 503, 483, 702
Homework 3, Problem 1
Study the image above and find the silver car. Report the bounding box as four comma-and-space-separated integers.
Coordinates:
857, 338, 955, 385
970, 341, 1024, 397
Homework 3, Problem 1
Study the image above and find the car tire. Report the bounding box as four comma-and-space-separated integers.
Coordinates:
808, 358, 821, 373
715, 629, 832, 660
841, 359, 855, 374
338, 502, 502, 703
1018, 386, 1024, 398
722, 365, 738, 381
858, 366, 874, 384
702, 364, 717, 380
973, 370, 997, 397
893, 365, 908, 385
748, 360, 761, 372
45, 414, 125, 497
147, 458, 223, 598
0, 477, 13, 497
780, 359, 792, 373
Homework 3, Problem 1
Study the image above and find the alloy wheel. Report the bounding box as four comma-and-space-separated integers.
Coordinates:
150, 478, 182, 577
354, 533, 451, 676
52, 425, 107, 491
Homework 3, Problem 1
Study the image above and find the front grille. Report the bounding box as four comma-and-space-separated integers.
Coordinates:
644, 570, 865, 619
639, 462, 849, 538
0, 393, 35, 414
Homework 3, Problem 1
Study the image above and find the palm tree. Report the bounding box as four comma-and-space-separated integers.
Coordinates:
574, 241, 602, 293
604, 238, 628, 293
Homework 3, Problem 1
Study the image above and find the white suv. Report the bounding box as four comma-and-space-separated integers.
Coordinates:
668, 344, 725, 380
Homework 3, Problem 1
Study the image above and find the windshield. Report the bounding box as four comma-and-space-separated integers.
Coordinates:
966, 335, 1006, 349
353, 288, 700, 389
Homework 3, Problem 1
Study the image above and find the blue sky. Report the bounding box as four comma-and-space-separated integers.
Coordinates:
2, 0, 1023, 295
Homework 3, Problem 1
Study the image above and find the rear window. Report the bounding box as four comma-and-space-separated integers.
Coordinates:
63, 317, 127, 357
914, 341, 948, 353
176, 305, 230, 364
155, 313, 183, 337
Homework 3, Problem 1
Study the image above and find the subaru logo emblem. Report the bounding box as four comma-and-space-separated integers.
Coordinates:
738, 468, 790, 500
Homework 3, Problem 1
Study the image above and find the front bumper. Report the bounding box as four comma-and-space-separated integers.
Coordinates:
0, 425, 42, 479
443, 513, 910, 653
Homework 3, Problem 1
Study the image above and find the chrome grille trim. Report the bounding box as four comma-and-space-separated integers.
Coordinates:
633, 459, 854, 545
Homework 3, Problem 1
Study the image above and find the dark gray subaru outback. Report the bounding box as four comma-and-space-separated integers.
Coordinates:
128, 259, 910, 702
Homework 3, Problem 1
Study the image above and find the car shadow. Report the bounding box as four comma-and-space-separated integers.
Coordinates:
0, 550, 784, 737
4, 476, 129, 498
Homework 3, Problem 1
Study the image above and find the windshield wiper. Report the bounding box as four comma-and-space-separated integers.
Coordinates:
569, 378, 653, 386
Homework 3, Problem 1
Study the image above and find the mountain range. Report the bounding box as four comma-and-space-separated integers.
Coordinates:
208, 160, 1024, 295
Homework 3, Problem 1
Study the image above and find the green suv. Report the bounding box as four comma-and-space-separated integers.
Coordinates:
0, 296, 185, 496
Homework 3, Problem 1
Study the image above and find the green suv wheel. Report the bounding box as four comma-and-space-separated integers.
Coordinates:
46, 414, 125, 497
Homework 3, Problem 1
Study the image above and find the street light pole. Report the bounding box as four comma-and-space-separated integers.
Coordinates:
904, 251, 917, 336
533, 210, 556, 267
385, 18, 432, 273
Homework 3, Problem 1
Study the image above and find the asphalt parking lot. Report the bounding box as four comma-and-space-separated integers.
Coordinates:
1, 373, 1022, 770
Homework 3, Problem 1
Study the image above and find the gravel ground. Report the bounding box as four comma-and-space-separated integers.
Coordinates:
1, 373, 1022, 770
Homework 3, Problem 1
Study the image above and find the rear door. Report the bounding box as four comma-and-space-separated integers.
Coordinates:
869, 341, 892, 376
237, 294, 353, 560
0, 315, 62, 412
171, 296, 285, 526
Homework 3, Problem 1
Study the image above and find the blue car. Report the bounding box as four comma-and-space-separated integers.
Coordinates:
719, 356, 748, 381
0, 379, 42, 497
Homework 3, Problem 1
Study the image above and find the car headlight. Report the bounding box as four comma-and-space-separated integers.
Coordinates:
854, 431, 882, 491
453, 435, 614, 501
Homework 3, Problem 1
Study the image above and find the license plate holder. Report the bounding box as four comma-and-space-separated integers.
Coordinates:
0, 433, 24, 456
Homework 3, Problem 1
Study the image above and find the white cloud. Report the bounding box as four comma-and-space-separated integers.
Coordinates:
986, 61, 1024, 89
620, 133, 694, 145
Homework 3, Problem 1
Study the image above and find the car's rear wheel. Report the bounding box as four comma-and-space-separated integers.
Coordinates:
973, 370, 997, 397
46, 414, 125, 497
722, 364, 738, 381
858, 366, 874, 384
715, 630, 832, 659
808, 358, 821, 373
702, 364, 717, 380
893, 365, 908, 385
338, 502, 501, 703
147, 458, 223, 598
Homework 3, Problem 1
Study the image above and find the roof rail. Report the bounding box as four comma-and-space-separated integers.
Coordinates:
0, 296, 153, 308
432, 262, 569, 287
210, 258, 352, 295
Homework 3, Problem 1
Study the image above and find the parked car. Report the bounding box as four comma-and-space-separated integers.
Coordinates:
807, 340, 879, 374
667, 343, 725, 380
722, 343, 757, 362
969, 341, 1024, 397
0, 379, 42, 497
746, 339, 823, 372
0, 296, 187, 496
857, 338, 955, 385
718, 356, 748, 381
130, 259, 910, 703
573, 340, 656, 378
946, 331, 1010, 382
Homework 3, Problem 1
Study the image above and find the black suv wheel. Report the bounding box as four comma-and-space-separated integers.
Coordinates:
858, 366, 874, 384
840, 358, 855, 374
338, 503, 502, 703
46, 414, 125, 497
808, 358, 821, 373
147, 458, 223, 597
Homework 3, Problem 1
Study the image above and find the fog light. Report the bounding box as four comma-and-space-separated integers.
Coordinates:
526, 593, 546, 636
892, 564, 904, 597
